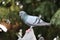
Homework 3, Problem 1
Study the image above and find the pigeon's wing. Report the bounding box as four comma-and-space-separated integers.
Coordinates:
32, 22, 51, 27
25, 15, 38, 25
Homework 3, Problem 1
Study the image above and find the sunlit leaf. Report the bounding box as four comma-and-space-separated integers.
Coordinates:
50, 9, 60, 26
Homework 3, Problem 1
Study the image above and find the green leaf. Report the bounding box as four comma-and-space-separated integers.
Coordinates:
25, 0, 32, 3
0, 7, 9, 19
50, 9, 60, 26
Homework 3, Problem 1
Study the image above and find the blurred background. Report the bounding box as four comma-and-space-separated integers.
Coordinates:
0, 0, 60, 40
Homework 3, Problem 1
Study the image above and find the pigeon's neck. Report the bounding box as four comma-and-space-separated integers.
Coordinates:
21, 14, 28, 21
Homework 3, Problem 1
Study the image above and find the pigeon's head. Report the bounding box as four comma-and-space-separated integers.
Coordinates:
19, 11, 27, 16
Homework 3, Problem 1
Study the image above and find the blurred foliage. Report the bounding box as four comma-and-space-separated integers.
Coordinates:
50, 9, 60, 27
0, 0, 20, 21
0, 7, 9, 19
0, 0, 60, 40
0, 30, 17, 40
0, 0, 21, 40
25, 0, 32, 3
34, 1, 57, 22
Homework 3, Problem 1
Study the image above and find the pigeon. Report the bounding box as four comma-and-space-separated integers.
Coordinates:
19, 11, 51, 27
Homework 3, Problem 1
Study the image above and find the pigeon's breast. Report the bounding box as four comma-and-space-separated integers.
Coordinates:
25, 16, 38, 24
21, 14, 28, 21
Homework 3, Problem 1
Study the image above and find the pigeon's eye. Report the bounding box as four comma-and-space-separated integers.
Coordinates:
19, 11, 25, 16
